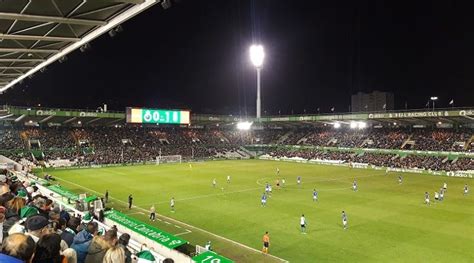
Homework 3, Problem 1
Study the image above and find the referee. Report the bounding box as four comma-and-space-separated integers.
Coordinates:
262, 231, 270, 254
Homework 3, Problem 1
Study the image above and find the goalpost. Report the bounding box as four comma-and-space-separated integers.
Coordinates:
156, 155, 182, 165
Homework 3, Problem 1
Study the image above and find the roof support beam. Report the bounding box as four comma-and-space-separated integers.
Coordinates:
0, 33, 80, 42
39, 115, 54, 123
0, 73, 23, 76
0, 48, 59, 53
0, 59, 45, 62
0, 12, 106, 26
63, 117, 77, 124
0, 67, 34, 70
110, 0, 146, 4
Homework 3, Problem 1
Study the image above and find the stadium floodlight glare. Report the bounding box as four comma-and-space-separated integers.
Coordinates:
350, 121, 358, 129
358, 121, 367, 129
333, 122, 341, 129
430, 96, 438, 101
250, 45, 265, 68
237, 121, 253, 131
250, 44, 265, 120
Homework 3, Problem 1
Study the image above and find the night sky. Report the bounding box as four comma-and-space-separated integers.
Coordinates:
1, 0, 474, 115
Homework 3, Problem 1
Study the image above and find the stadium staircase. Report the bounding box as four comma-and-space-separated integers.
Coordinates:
238, 146, 254, 158
276, 131, 293, 144
296, 132, 313, 145
401, 134, 414, 149
465, 135, 474, 151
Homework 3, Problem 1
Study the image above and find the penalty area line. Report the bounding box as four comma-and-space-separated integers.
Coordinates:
53, 176, 289, 263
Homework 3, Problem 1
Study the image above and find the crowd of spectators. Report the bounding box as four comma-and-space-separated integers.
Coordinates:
0, 169, 173, 263
267, 149, 474, 171
1, 126, 473, 168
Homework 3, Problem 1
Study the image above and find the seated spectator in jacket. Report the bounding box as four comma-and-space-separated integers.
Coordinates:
1, 233, 36, 263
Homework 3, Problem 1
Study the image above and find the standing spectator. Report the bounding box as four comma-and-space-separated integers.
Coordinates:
32, 233, 64, 263
103, 246, 125, 263
25, 215, 50, 243
61, 217, 80, 247
84, 229, 117, 263
1, 233, 36, 263
71, 221, 97, 263
117, 233, 132, 263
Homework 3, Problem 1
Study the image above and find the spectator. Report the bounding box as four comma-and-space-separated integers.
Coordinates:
61, 217, 80, 247
117, 233, 132, 263
84, 229, 118, 263
71, 221, 98, 263
25, 215, 50, 243
32, 233, 64, 263
1, 233, 36, 263
103, 246, 125, 263
62, 248, 78, 263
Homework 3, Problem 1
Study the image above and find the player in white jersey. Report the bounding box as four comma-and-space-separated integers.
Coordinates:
170, 197, 175, 212
352, 180, 358, 191
212, 178, 216, 188
276, 167, 280, 176
398, 175, 402, 184
342, 211, 348, 229
434, 191, 439, 201
443, 182, 447, 192
297, 176, 301, 186
300, 214, 306, 233
424, 192, 430, 205
227, 175, 231, 183
282, 178, 286, 187
439, 188, 444, 201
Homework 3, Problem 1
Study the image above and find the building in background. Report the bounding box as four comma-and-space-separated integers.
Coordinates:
351, 91, 394, 112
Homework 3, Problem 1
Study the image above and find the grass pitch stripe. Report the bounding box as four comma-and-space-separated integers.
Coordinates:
53, 176, 289, 263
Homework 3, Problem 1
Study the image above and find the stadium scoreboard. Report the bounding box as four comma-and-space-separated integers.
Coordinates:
126, 107, 190, 125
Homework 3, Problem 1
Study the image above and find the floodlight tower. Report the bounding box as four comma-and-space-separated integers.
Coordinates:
430, 96, 438, 111
249, 44, 265, 120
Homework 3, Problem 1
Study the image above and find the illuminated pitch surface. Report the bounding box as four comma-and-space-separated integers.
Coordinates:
46, 160, 474, 263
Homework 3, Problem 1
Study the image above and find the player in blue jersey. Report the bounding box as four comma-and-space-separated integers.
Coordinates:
398, 175, 402, 184
261, 193, 267, 207
424, 192, 430, 206
312, 189, 318, 202
464, 184, 469, 195
297, 176, 301, 186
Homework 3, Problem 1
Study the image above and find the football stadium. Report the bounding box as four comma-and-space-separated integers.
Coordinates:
0, 1, 473, 263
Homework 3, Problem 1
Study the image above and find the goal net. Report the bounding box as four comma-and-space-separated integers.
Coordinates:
156, 155, 182, 165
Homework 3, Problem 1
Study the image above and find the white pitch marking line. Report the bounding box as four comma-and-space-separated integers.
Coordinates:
175, 229, 192, 236
174, 225, 181, 229
53, 176, 288, 263
164, 221, 171, 225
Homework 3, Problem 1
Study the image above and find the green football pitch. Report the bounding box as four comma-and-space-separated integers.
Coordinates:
45, 160, 473, 263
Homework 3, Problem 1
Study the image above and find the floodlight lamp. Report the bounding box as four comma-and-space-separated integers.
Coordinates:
350, 121, 358, 129
333, 122, 341, 129
249, 45, 265, 68
237, 121, 253, 130
430, 96, 438, 101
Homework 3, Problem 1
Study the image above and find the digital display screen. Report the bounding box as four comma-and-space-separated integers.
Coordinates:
126, 108, 190, 125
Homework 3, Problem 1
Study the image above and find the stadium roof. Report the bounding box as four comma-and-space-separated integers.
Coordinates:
0, 0, 159, 93
1, 105, 474, 127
